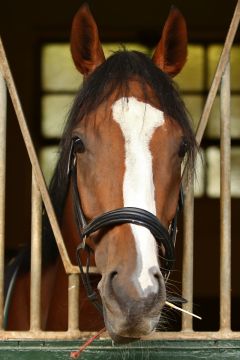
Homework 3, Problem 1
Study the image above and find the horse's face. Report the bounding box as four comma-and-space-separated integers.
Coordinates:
74, 89, 183, 340
70, 4, 189, 341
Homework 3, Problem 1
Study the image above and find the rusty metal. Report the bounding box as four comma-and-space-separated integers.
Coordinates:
219, 60, 231, 331
181, 175, 194, 331
0, 37, 79, 275
0, 329, 239, 340
68, 274, 80, 331
195, 0, 240, 146
0, 0, 239, 342
0, 72, 6, 330
30, 172, 42, 330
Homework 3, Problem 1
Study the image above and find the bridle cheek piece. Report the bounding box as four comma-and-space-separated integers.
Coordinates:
67, 136, 183, 313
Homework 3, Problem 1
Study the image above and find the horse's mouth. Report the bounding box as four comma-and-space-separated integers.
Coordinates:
108, 331, 140, 344
105, 318, 141, 344
102, 305, 158, 344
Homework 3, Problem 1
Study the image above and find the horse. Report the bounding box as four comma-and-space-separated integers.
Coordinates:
6, 3, 196, 343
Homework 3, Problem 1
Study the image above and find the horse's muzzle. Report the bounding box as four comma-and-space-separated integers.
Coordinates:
98, 268, 166, 342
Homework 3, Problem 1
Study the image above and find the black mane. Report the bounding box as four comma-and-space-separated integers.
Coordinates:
42, 50, 197, 265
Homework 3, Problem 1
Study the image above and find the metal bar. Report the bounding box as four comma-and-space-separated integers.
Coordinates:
219, 60, 231, 331
195, 0, 240, 146
30, 172, 42, 330
181, 175, 194, 331
0, 330, 95, 340
182, 0, 240, 189
146, 330, 236, 341
0, 72, 7, 330
0, 37, 79, 275
180, 0, 239, 335
0, 330, 238, 341
68, 274, 79, 331
0, 1, 238, 344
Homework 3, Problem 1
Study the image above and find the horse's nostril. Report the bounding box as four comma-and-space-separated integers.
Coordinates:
154, 269, 162, 280
110, 271, 118, 281
150, 267, 162, 287
154, 272, 160, 281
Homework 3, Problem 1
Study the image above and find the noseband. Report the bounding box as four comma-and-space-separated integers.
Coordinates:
67, 136, 183, 313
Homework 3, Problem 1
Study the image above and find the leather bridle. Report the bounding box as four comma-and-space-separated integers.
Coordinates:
67, 136, 183, 314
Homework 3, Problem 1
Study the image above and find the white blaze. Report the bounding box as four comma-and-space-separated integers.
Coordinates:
112, 96, 165, 294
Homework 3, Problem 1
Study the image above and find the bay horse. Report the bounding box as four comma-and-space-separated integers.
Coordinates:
6, 3, 196, 343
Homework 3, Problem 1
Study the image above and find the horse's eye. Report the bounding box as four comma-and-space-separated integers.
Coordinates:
178, 138, 189, 158
73, 137, 85, 153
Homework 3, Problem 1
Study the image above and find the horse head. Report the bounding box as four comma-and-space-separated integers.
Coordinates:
58, 3, 196, 343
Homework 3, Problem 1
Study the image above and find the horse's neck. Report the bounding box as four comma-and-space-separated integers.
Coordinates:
46, 257, 103, 331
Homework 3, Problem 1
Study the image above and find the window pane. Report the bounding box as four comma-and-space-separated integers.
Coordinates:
40, 146, 59, 184
175, 45, 204, 91
41, 44, 83, 91
207, 45, 222, 89
206, 95, 240, 138
41, 95, 74, 138
182, 95, 204, 131
103, 43, 149, 58
207, 45, 240, 90
206, 147, 220, 197
206, 97, 220, 138
231, 47, 240, 91
229, 96, 240, 138
42, 43, 149, 92
206, 146, 240, 197
231, 147, 240, 197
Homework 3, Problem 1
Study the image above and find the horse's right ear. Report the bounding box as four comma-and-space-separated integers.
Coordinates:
152, 7, 187, 77
70, 3, 105, 76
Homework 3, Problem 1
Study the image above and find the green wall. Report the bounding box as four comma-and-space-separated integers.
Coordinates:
1, 340, 240, 360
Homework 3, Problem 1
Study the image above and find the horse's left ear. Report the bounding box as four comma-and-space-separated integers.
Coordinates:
152, 7, 187, 77
70, 3, 105, 76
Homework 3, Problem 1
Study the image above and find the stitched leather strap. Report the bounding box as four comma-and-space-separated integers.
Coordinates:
82, 207, 175, 271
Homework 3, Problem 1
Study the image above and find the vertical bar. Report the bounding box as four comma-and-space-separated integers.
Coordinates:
30, 171, 42, 330
182, 175, 194, 331
220, 59, 231, 331
0, 72, 7, 329
194, 0, 240, 146
68, 274, 79, 331
0, 37, 78, 275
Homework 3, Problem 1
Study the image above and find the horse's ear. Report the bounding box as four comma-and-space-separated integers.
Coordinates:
152, 7, 187, 77
70, 3, 105, 75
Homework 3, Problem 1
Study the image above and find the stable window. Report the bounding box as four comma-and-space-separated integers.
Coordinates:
40, 43, 240, 197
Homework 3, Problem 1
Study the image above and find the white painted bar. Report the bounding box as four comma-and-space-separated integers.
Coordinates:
30, 172, 42, 330
182, 175, 194, 331
0, 72, 7, 330
0, 37, 79, 275
220, 59, 231, 331
195, 0, 240, 145
0, 0, 239, 341
68, 274, 80, 331
0, 330, 240, 341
